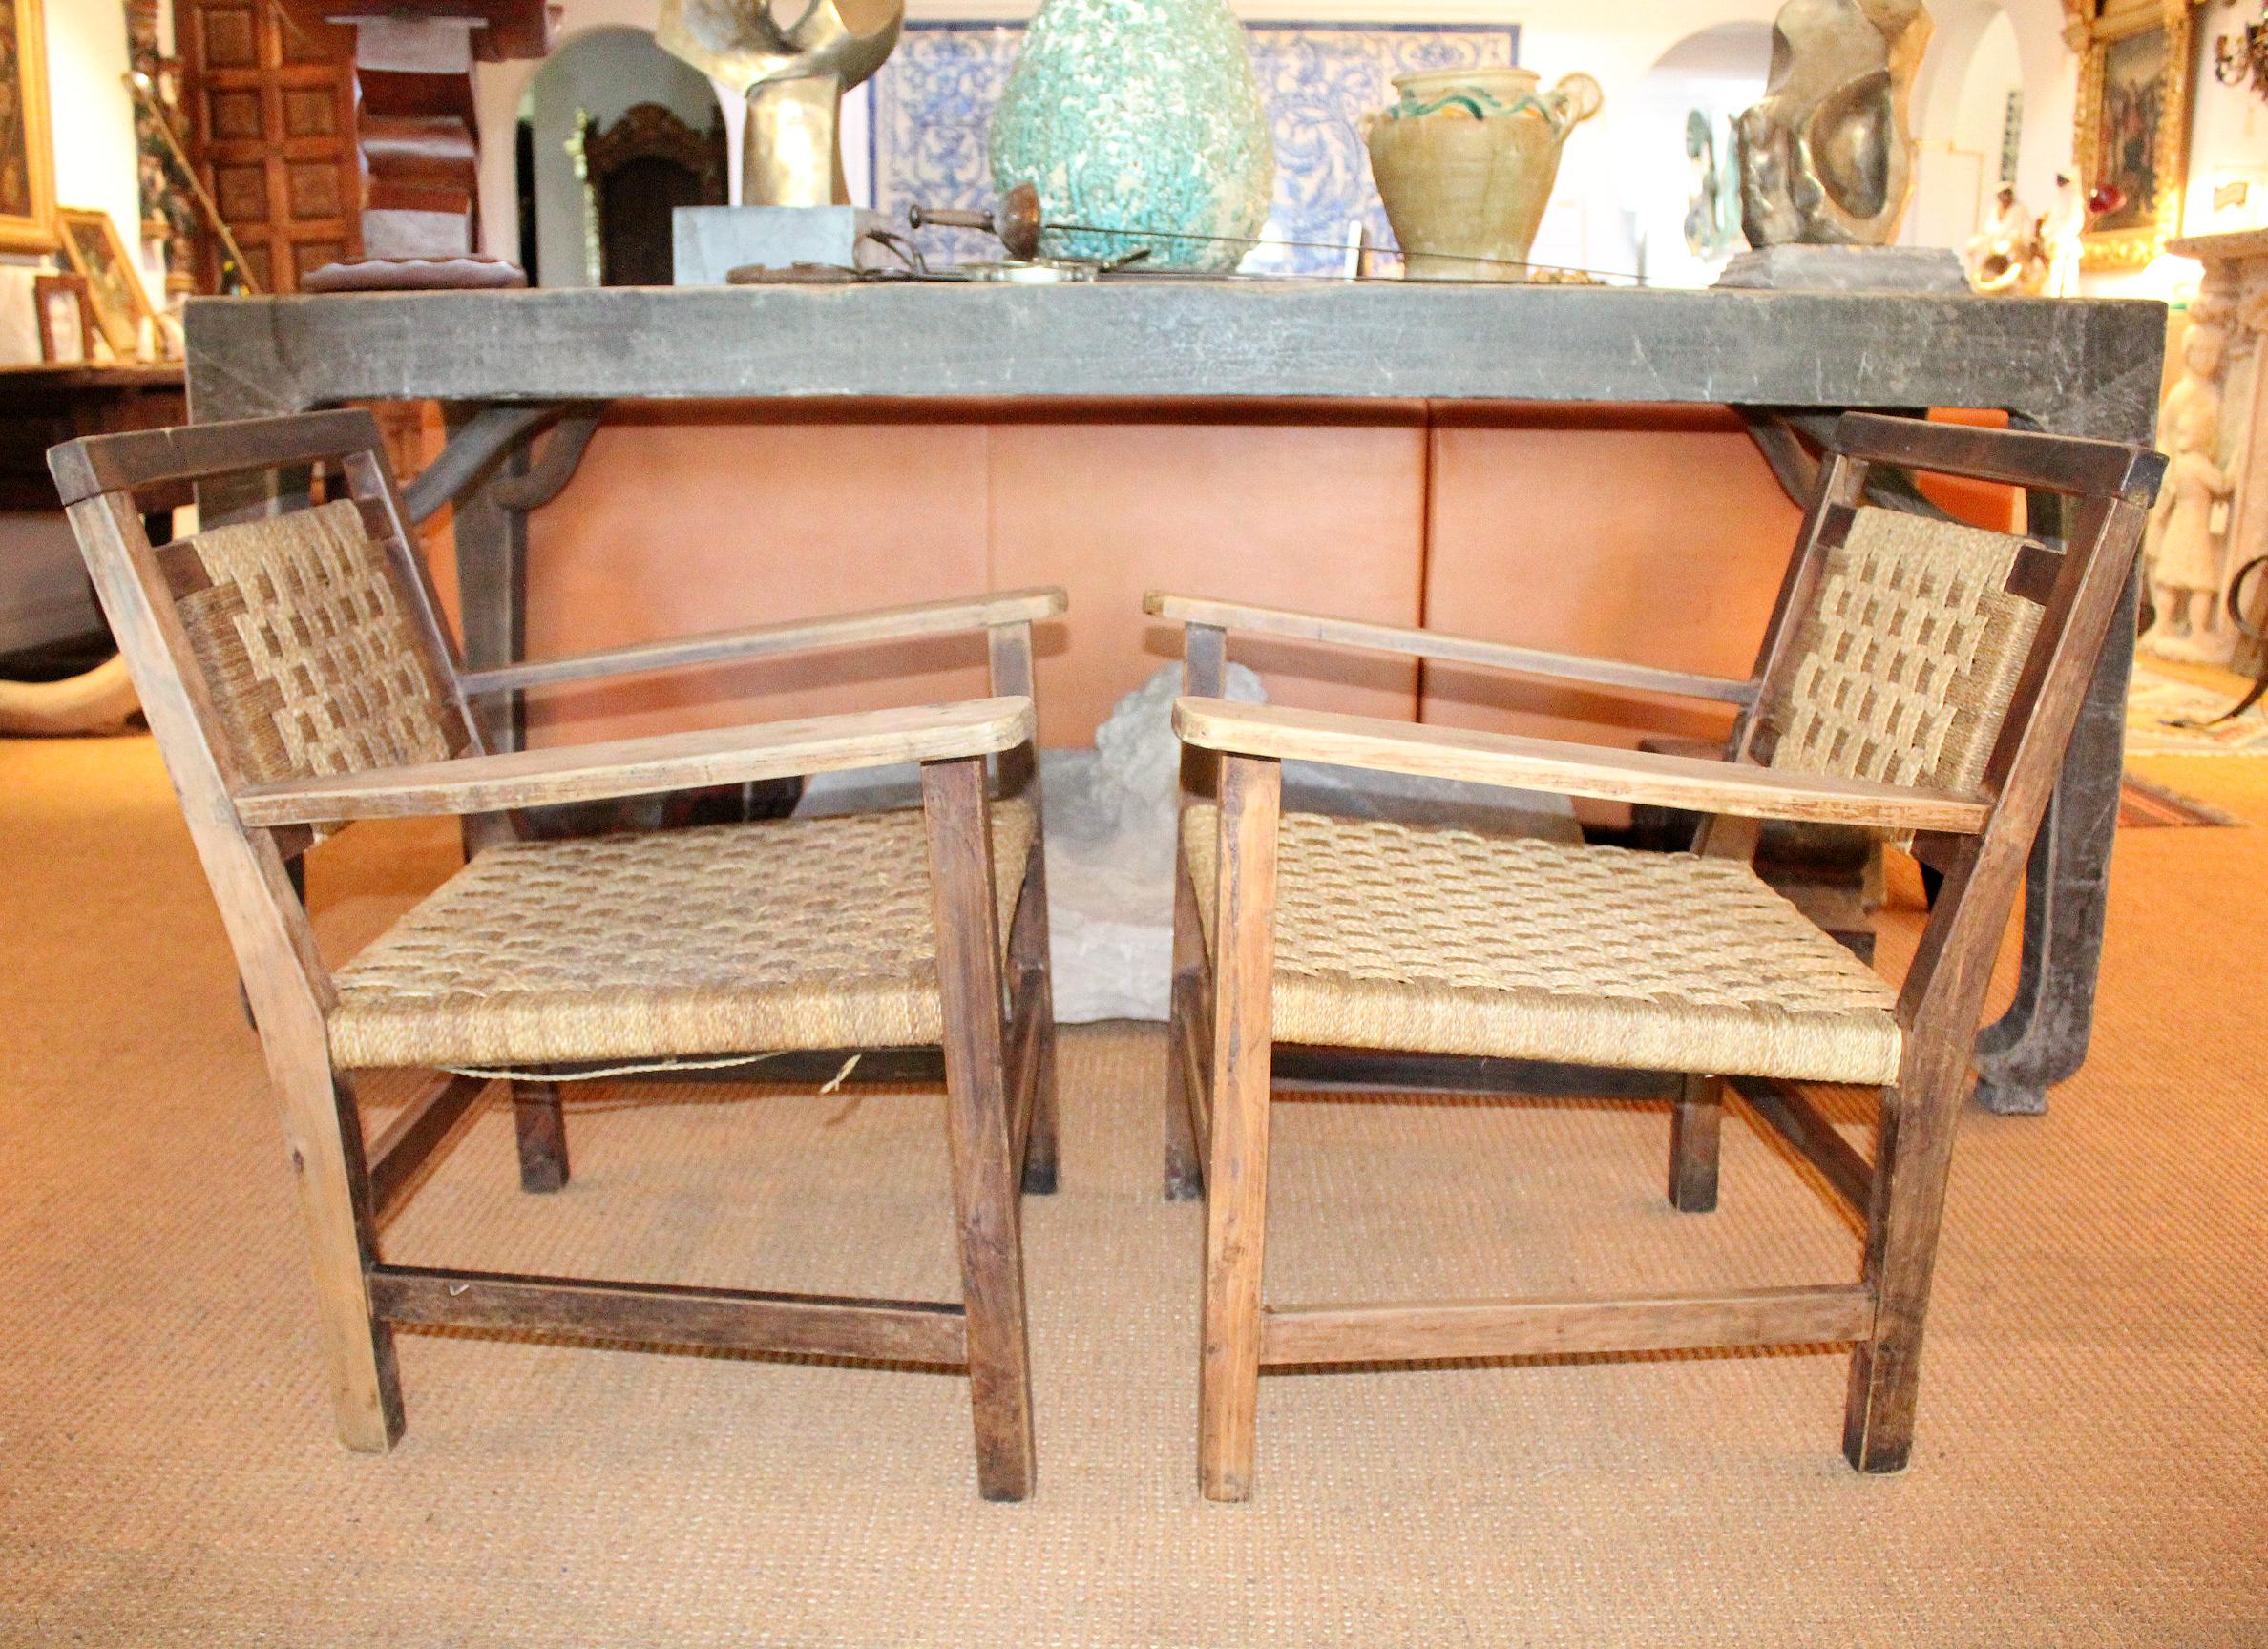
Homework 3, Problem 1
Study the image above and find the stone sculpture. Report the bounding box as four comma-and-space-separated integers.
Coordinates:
1738, 0, 1934, 248
2142, 301, 2237, 662
658, 0, 902, 207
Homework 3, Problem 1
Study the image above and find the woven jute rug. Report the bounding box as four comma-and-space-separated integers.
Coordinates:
3, 735, 2265, 1647
2125, 660, 2268, 757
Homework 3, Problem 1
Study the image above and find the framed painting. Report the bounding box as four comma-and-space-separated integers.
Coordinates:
0, 0, 56, 253
33, 269, 90, 364
2071, 0, 2203, 270
56, 208, 157, 361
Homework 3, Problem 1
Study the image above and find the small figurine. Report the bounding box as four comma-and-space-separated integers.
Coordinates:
2040, 172, 2086, 297
1964, 185, 2046, 294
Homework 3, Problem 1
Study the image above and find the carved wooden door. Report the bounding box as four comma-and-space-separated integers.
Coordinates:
585, 104, 728, 287
176, 0, 362, 293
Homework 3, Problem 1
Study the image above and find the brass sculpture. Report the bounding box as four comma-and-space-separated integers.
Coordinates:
1737, 0, 1933, 248
658, 0, 903, 207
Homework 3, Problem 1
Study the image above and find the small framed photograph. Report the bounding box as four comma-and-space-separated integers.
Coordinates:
32, 268, 89, 363
54, 206, 157, 361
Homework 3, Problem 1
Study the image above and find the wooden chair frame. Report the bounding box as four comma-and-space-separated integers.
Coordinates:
1151, 413, 2162, 1500
50, 410, 1065, 1501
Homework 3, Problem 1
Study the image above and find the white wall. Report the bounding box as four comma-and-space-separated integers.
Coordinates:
479, 0, 730, 266
1906, 10, 2015, 253
523, 26, 723, 284
2179, 19, 2268, 240
37, 0, 160, 304
1624, 25, 1771, 289
1, 0, 168, 652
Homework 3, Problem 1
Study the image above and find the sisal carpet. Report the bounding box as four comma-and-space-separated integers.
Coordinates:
1, 735, 2264, 1646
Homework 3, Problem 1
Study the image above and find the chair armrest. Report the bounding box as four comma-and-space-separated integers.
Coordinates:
1172, 699, 1987, 834
459, 587, 1069, 699
235, 699, 1034, 826
1144, 592, 1755, 707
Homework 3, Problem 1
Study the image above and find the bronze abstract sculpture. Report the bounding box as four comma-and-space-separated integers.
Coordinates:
1738, 0, 1933, 248
659, 0, 903, 207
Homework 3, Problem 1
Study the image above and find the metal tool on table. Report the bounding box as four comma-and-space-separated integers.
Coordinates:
730, 184, 1147, 284
725, 180, 1640, 285
907, 185, 1047, 261
909, 184, 1633, 282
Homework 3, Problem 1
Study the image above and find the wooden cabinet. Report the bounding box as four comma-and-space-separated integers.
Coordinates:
176, 0, 361, 292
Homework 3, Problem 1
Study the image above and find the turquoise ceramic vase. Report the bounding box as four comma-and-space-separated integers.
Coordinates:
987, 0, 1275, 272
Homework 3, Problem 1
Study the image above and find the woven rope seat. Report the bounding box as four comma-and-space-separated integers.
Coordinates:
328, 801, 1033, 1070
1185, 806, 1900, 1086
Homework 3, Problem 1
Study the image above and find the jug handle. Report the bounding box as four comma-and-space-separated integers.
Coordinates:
1544, 73, 1605, 135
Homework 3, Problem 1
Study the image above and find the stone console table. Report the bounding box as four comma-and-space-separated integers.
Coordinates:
182, 282, 2166, 1112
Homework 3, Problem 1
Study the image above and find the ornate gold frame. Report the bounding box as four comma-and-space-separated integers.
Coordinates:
2067, 0, 2204, 270
56, 208, 158, 360
0, 0, 57, 254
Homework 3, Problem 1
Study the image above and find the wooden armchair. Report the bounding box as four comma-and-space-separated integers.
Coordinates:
1151, 413, 2162, 1501
50, 410, 1064, 1501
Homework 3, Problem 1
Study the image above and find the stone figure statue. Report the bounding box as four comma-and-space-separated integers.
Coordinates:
658, 0, 903, 207
2040, 172, 2085, 297
1738, 0, 1934, 248
2141, 307, 2236, 662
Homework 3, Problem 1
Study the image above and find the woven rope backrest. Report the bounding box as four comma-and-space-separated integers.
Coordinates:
172, 498, 454, 790
1762, 506, 2044, 798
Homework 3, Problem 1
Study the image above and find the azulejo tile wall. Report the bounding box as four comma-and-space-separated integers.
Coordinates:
871, 22, 1519, 273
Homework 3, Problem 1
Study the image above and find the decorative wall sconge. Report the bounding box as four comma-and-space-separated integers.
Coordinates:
2216, 2, 2268, 101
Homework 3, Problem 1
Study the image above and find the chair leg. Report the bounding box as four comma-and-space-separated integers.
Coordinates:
1011, 847, 1060, 1197
1200, 755, 1280, 1503
1164, 853, 1206, 1202
1164, 991, 1204, 1201
512, 1079, 570, 1193
925, 758, 1038, 1501
1022, 997, 1060, 1197
1669, 1073, 1724, 1213
275, 1057, 405, 1451
1844, 1068, 1964, 1473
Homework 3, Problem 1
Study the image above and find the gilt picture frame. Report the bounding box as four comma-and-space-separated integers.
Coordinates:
0, 0, 56, 254
33, 269, 90, 364
56, 208, 157, 361
2071, 0, 2203, 271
